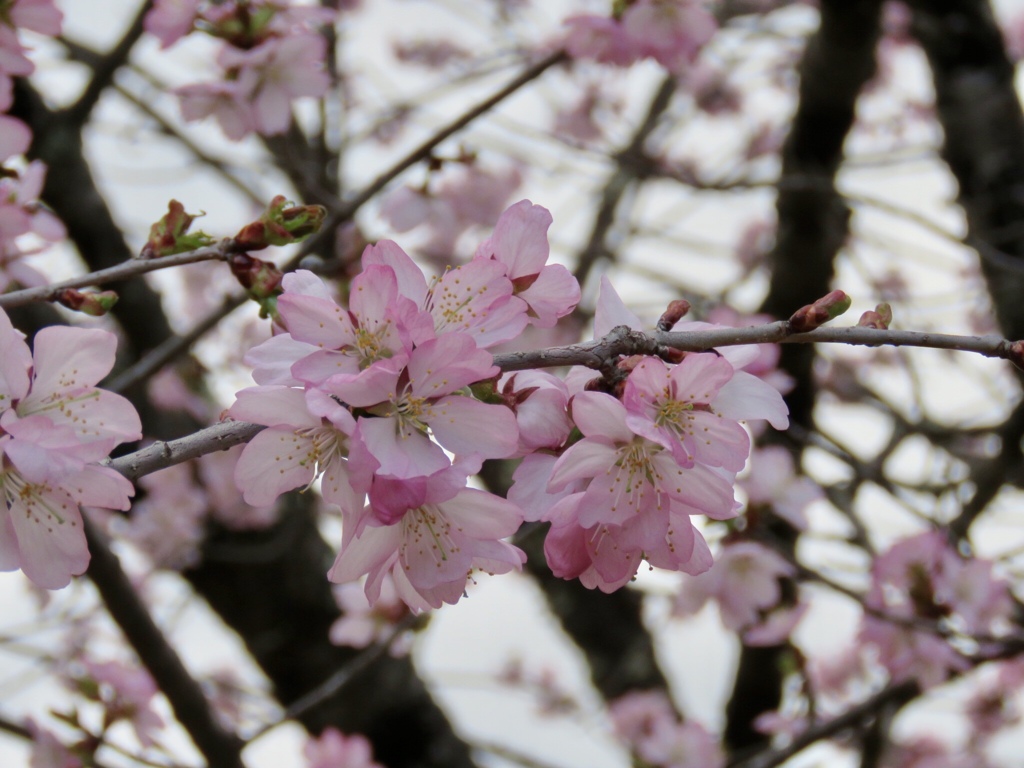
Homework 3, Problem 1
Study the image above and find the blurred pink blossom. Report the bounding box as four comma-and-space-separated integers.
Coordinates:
304, 728, 383, 768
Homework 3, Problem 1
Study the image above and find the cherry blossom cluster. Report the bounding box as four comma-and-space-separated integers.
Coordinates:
230, 199, 579, 610
609, 690, 723, 768
507, 276, 789, 593
858, 531, 1013, 688
144, 0, 337, 138
0, 0, 65, 292
27, 656, 166, 767
304, 728, 384, 768
563, 0, 718, 74
0, 307, 141, 588
228, 198, 790, 610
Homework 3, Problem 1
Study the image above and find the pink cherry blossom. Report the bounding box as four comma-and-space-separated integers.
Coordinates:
7, 0, 62, 36
754, 708, 809, 742
564, 0, 718, 73
674, 541, 802, 644
498, 369, 572, 455
473, 200, 581, 327
809, 645, 869, 699
741, 445, 821, 530
279, 266, 429, 386
0, 113, 30, 161
867, 531, 1011, 631
177, 80, 255, 140
329, 466, 526, 611
610, 690, 724, 768
325, 333, 517, 477
858, 531, 1011, 687
379, 163, 522, 259
0, 159, 65, 293
622, 355, 755, 472
127, 462, 207, 570
550, 391, 740, 527
0, 0, 61, 78
362, 239, 527, 348
553, 85, 606, 143
0, 473, 90, 589
329, 575, 412, 654
542, 487, 715, 593
507, 452, 583, 523
0, 24, 33, 77
0, 310, 140, 589
304, 728, 383, 768
593, 274, 644, 337
229, 385, 365, 513
12, 325, 142, 443
144, 0, 198, 48
80, 660, 165, 748
218, 33, 331, 135
621, 0, 718, 73
609, 690, 677, 745
563, 15, 634, 66
859, 616, 969, 689
27, 720, 82, 768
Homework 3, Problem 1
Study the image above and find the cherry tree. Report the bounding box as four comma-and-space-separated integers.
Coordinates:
3, 1, 1024, 767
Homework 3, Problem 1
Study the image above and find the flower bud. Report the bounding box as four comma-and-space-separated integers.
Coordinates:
1006, 340, 1024, 372
234, 195, 328, 250
141, 200, 214, 259
788, 290, 851, 332
857, 302, 892, 330
54, 289, 119, 316
657, 299, 691, 331
230, 252, 284, 320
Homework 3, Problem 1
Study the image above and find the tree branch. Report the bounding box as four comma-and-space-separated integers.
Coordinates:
0, 244, 236, 310
84, 517, 247, 768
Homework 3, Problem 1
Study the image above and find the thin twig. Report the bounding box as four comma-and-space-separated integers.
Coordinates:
0, 244, 236, 310
242, 615, 420, 746
726, 682, 918, 768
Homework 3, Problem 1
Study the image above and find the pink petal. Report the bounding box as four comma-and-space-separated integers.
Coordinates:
229, 385, 321, 429
518, 263, 581, 327
477, 199, 552, 278
360, 240, 428, 305
441, 487, 524, 538
426, 396, 518, 459
7, 483, 88, 589
277, 293, 354, 348
357, 416, 450, 478
233, 428, 317, 505
570, 391, 633, 442
594, 275, 642, 337
28, 326, 117, 392
328, 521, 400, 583
714, 370, 790, 430
549, 437, 619, 491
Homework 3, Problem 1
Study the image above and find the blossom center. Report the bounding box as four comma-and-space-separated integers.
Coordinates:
402, 505, 461, 567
